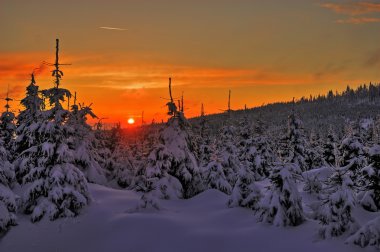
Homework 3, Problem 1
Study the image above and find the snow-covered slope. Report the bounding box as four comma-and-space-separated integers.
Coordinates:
0, 184, 372, 252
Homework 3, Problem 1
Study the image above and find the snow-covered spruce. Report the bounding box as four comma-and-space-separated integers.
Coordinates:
202, 148, 231, 195
136, 176, 161, 210
227, 164, 261, 210
278, 110, 307, 173
305, 130, 324, 170
346, 216, 380, 249
20, 86, 90, 222
258, 162, 305, 226
322, 126, 338, 166
238, 117, 272, 180
13, 74, 45, 182
250, 118, 273, 178
316, 168, 358, 239
92, 122, 114, 179
138, 116, 202, 200
217, 124, 241, 186
133, 143, 182, 208
67, 103, 107, 185
196, 115, 213, 168
94, 123, 135, 188
303, 173, 322, 195
16, 73, 44, 126
110, 144, 135, 188
338, 122, 366, 178
0, 139, 17, 234
0, 109, 16, 156
359, 144, 380, 211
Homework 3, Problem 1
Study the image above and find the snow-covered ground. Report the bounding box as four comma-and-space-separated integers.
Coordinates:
0, 183, 374, 252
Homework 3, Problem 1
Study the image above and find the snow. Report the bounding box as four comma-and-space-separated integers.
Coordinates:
0, 183, 370, 252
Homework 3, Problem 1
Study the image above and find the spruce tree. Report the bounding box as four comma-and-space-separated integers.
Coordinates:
338, 121, 366, 178
14, 73, 44, 182
110, 143, 135, 188
16, 73, 44, 126
322, 126, 338, 166
249, 118, 273, 178
305, 130, 324, 170
0, 91, 16, 155
217, 124, 241, 186
278, 108, 307, 173
287, 110, 307, 172
258, 162, 305, 226
67, 99, 107, 185
137, 143, 183, 200
19, 39, 90, 222
316, 168, 358, 239
346, 216, 380, 249
202, 147, 231, 194
0, 138, 17, 234
138, 114, 202, 200
92, 120, 113, 178
137, 80, 203, 202
359, 145, 380, 211
227, 164, 262, 210
197, 111, 213, 168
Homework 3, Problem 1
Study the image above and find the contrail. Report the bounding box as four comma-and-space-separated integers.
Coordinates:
99, 26, 128, 31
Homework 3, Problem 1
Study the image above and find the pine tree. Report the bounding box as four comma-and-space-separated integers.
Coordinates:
110, 143, 135, 188
236, 115, 252, 152
202, 147, 231, 194
258, 162, 305, 226
16, 73, 44, 126
217, 124, 241, 186
197, 111, 213, 168
338, 121, 366, 178
316, 168, 358, 239
322, 126, 338, 166
138, 115, 202, 200
19, 39, 90, 222
227, 164, 261, 210
0, 138, 17, 234
346, 216, 380, 249
137, 143, 183, 200
0, 91, 16, 155
236, 116, 262, 179
14, 73, 44, 182
92, 120, 113, 178
303, 173, 322, 195
67, 99, 107, 185
359, 145, 380, 211
278, 109, 307, 173
370, 116, 380, 145
136, 177, 161, 210
305, 130, 324, 170
247, 118, 273, 178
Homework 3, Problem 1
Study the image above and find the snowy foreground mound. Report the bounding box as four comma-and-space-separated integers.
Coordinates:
0, 184, 372, 252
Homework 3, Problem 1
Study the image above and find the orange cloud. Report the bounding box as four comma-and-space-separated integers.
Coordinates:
336, 17, 380, 24
320, 2, 380, 16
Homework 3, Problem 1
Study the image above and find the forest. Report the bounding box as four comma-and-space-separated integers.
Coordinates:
1, 40, 380, 251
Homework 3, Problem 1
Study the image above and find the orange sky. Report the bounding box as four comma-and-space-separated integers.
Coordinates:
1, 0, 380, 126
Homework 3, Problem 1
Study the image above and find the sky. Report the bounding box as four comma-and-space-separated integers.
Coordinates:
1, 0, 380, 126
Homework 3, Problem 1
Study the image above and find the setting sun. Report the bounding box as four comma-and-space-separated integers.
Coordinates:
127, 118, 135, 125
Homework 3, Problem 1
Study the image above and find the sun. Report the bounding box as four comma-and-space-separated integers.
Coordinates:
127, 118, 135, 125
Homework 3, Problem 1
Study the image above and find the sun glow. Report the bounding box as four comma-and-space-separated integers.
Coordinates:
127, 118, 135, 125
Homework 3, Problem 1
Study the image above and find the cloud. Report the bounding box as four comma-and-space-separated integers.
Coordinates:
336, 17, 380, 24
314, 63, 347, 80
364, 48, 380, 67
99, 26, 127, 31
320, 2, 380, 16
0, 85, 24, 99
